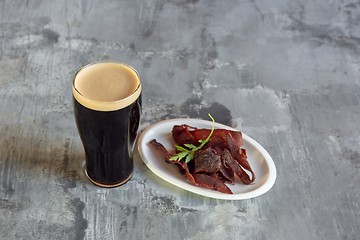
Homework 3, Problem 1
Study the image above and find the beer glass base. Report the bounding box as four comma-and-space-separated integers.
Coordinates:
85, 170, 133, 188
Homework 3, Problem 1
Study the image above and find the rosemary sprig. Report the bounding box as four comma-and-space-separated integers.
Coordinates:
169, 114, 215, 163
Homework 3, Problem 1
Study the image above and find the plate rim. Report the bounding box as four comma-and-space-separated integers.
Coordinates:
137, 118, 277, 200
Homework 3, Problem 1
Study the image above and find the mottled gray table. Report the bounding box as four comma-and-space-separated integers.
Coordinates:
1, 0, 360, 239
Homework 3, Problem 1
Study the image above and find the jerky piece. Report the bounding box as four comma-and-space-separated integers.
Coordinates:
193, 128, 243, 151
149, 139, 196, 184
210, 171, 234, 185
193, 173, 233, 194
227, 133, 255, 183
219, 156, 235, 184
194, 148, 235, 184
149, 139, 172, 162
193, 148, 221, 173
172, 125, 198, 147
172, 124, 243, 154
222, 149, 252, 185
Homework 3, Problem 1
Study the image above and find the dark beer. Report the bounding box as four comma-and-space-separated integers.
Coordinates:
72, 61, 141, 187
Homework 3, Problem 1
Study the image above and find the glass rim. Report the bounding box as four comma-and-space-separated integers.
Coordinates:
72, 60, 141, 111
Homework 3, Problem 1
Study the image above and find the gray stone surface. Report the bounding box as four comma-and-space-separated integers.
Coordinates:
1, 0, 360, 239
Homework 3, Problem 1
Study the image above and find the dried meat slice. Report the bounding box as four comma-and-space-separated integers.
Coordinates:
149, 139, 196, 184
193, 148, 221, 173
172, 124, 198, 147
172, 124, 243, 155
222, 149, 252, 185
149, 139, 172, 162
193, 173, 233, 194
226, 133, 255, 183
193, 128, 243, 150
218, 160, 235, 185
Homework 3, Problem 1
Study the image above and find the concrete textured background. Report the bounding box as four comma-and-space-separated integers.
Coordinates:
1, 0, 360, 239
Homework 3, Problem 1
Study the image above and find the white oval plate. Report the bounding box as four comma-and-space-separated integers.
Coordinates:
137, 118, 276, 200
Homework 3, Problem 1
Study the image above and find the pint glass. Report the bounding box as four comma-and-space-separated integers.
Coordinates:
72, 60, 141, 187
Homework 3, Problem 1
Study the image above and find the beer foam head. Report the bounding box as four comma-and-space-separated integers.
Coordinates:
73, 61, 141, 111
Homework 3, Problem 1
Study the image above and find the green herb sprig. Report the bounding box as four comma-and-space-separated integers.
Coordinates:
169, 114, 215, 163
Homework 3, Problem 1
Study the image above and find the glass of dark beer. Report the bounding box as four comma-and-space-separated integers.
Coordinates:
72, 60, 141, 187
